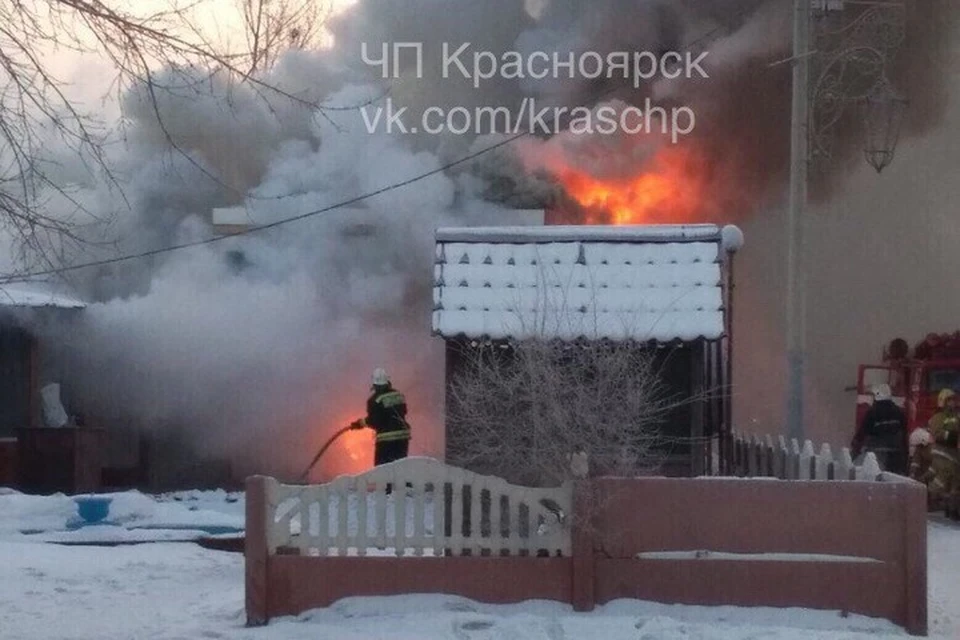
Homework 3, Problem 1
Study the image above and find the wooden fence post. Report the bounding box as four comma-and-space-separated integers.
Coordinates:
569, 452, 595, 612
776, 437, 787, 479
859, 453, 882, 481
800, 441, 815, 480
789, 439, 801, 480
727, 431, 735, 475
817, 444, 833, 480
729, 434, 737, 476
726, 433, 886, 482
246, 475, 271, 626
757, 439, 767, 477
764, 435, 775, 477
748, 436, 758, 477
838, 448, 855, 481
724, 433, 740, 476
740, 434, 748, 477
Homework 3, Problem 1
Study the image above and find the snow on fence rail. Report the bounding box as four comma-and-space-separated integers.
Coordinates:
724, 432, 884, 481
261, 457, 572, 557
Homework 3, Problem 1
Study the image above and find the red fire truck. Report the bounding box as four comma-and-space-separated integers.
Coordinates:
855, 333, 960, 435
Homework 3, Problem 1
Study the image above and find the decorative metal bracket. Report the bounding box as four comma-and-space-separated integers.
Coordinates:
808, 0, 907, 168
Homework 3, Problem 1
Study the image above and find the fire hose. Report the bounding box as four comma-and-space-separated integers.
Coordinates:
298, 422, 363, 482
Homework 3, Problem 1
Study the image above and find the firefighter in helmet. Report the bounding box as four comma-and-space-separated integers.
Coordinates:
850, 384, 908, 474
929, 389, 960, 518
350, 368, 411, 466
909, 427, 937, 509
929, 389, 960, 446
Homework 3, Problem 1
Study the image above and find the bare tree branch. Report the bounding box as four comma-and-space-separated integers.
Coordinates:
241, 0, 330, 74
0, 0, 338, 280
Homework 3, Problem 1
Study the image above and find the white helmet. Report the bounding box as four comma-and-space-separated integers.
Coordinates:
873, 383, 892, 402
372, 367, 390, 387
909, 428, 932, 448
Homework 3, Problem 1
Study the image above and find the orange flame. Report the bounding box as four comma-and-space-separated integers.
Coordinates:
532, 144, 711, 225
304, 410, 373, 481
340, 428, 372, 466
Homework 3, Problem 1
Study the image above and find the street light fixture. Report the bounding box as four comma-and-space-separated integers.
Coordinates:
809, 1, 908, 165
785, 0, 907, 443
859, 78, 909, 173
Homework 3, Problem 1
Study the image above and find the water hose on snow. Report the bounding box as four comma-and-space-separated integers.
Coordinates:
298, 424, 357, 482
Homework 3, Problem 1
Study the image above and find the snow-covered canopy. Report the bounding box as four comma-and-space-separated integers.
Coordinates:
432, 224, 740, 342
0, 284, 87, 309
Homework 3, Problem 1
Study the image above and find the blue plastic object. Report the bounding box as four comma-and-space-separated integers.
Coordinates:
74, 496, 113, 523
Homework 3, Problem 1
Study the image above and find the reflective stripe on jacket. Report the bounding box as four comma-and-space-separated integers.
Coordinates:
376, 428, 411, 443
375, 391, 406, 409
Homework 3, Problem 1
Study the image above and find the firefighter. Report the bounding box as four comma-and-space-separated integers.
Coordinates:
929, 389, 960, 446
349, 368, 411, 466
909, 427, 935, 479
929, 389, 960, 518
850, 384, 908, 474
909, 428, 937, 509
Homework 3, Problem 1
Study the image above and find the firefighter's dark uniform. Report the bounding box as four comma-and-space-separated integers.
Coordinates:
362, 385, 411, 466
851, 398, 908, 475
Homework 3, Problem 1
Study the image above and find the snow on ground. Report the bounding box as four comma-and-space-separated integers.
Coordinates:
0, 489, 957, 640
927, 517, 960, 637
0, 488, 243, 544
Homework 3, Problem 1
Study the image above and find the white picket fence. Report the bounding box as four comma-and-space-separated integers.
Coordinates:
726, 432, 884, 481
262, 457, 572, 558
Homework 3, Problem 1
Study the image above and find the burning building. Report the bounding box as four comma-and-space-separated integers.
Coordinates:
1, 0, 957, 489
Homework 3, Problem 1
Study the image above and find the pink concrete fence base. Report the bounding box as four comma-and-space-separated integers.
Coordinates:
245, 474, 927, 635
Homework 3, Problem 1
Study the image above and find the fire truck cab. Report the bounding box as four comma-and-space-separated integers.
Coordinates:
856, 334, 960, 437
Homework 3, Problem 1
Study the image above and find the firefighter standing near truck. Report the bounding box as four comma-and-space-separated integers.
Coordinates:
850, 384, 908, 474
350, 368, 411, 466
929, 389, 960, 518
929, 389, 960, 445
909, 427, 937, 509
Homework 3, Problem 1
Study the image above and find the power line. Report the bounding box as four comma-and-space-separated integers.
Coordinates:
1, 132, 526, 283
0, 14, 747, 285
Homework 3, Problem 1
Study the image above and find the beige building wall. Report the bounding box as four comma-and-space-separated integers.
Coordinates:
733, 10, 960, 446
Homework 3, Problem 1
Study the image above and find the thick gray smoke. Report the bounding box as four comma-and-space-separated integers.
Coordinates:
484, 0, 955, 220
5, 0, 959, 480
24, 63, 530, 481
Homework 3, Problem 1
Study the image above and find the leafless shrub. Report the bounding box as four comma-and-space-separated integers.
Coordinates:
446, 337, 681, 488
